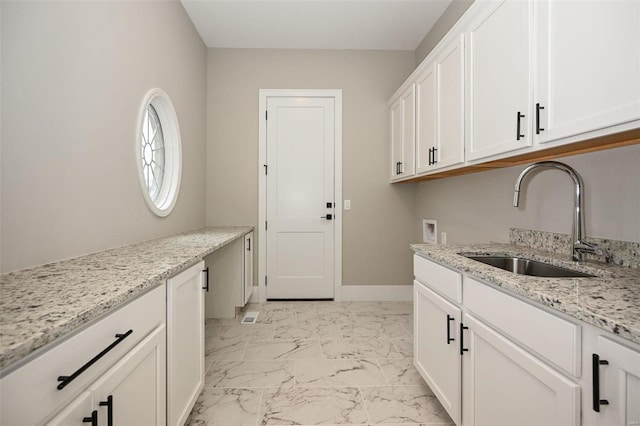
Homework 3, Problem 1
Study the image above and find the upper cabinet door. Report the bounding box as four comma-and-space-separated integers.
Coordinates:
466, 0, 533, 161
416, 35, 465, 175
415, 63, 437, 175
535, 1, 640, 144
435, 35, 465, 170
390, 85, 416, 181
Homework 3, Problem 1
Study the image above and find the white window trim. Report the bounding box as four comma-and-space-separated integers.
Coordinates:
136, 88, 182, 217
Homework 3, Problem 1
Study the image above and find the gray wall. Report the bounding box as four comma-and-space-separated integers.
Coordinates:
206, 48, 418, 286
416, 144, 640, 245
1, 1, 207, 272
415, 0, 474, 65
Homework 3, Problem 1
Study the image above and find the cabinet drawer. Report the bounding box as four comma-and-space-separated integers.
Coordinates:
413, 255, 462, 303
464, 277, 581, 377
0, 284, 165, 426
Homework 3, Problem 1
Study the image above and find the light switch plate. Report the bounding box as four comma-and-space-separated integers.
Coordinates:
344, 200, 351, 210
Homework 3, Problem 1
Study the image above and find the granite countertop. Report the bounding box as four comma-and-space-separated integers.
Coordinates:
411, 242, 640, 345
0, 226, 253, 373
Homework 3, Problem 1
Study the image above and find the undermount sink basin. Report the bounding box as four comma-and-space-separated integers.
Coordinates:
461, 255, 595, 278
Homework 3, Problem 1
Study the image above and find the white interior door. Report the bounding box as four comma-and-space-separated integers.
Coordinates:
265, 96, 336, 299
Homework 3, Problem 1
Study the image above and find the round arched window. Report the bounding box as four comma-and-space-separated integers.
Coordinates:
136, 89, 182, 216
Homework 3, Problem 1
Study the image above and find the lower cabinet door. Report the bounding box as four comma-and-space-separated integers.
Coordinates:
46, 391, 94, 426
167, 261, 205, 426
594, 337, 640, 426
461, 313, 579, 426
89, 325, 166, 426
414, 280, 462, 425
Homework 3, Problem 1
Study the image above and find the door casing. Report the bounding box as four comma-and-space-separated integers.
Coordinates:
258, 89, 343, 302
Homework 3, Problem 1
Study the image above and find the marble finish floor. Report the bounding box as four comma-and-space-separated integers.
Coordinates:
186, 301, 453, 426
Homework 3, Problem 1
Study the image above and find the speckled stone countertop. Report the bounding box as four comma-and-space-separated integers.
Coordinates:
411, 243, 640, 346
0, 226, 253, 373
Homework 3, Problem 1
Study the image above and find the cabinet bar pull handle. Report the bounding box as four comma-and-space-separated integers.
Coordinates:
398, 161, 403, 174
432, 147, 438, 164
246, 237, 251, 251
536, 103, 545, 134
57, 330, 133, 390
516, 112, 525, 140
99, 395, 113, 426
592, 353, 610, 412
83, 410, 98, 426
203, 267, 210, 292
459, 323, 469, 355
428, 147, 432, 166
446, 315, 455, 344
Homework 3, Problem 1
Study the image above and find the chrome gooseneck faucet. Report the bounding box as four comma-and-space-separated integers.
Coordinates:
513, 161, 597, 262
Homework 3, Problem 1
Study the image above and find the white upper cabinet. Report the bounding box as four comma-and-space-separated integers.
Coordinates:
415, 64, 437, 174
416, 35, 465, 174
465, 0, 533, 161
534, 0, 640, 144
390, 84, 415, 181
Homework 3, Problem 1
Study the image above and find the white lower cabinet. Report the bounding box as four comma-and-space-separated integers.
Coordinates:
461, 313, 579, 426
243, 232, 254, 305
592, 337, 640, 426
47, 392, 94, 426
414, 280, 461, 424
0, 285, 166, 426
167, 261, 205, 426
89, 325, 166, 426
413, 255, 583, 426
205, 232, 254, 318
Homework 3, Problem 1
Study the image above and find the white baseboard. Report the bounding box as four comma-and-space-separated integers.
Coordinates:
248, 287, 260, 304
340, 285, 413, 302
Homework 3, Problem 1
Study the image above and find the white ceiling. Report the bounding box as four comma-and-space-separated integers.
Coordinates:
180, 0, 452, 51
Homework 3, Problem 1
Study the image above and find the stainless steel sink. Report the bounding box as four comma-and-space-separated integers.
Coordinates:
461, 255, 595, 278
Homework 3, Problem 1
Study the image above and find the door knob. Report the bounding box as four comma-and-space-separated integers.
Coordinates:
321, 214, 333, 220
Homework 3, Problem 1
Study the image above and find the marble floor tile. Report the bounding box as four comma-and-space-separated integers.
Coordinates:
345, 301, 412, 314
205, 338, 247, 361
275, 320, 343, 340
186, 387, 261, 426
206, 323, 275, 340
361, 385, 453, 425
378, 358, 426, 386
244, 340, 322, 360
295, 359, 387, 387
320, 339, 403, 359
340, 322, 410, 339
353, 312, 412, 325
390, 338, 413, 358
206, 360, 295, 388
258, 387, 369, 425
297, 310, 356, 325
243, 303, 302, 324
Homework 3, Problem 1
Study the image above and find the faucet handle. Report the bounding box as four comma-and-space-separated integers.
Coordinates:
574, 241, 599, 254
